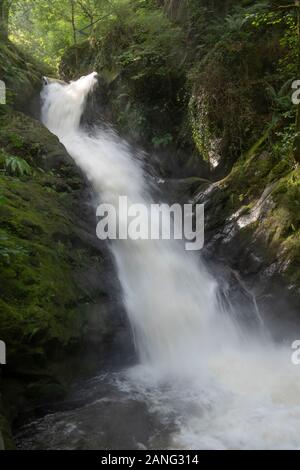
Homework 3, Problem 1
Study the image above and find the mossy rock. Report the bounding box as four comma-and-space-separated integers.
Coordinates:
0, 109, 115, 439
0, 41, 51, 112
0, 402, 15, 450
199, 126, 300, 323
25, 381, 67, 401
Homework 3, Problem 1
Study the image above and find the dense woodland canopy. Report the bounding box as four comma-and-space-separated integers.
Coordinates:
1, 0, 300, 159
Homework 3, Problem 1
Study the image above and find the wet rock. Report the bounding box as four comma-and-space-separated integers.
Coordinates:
0, 43, 127, 447
198, 146, 300, 332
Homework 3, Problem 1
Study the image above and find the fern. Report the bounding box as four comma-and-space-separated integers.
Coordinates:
3, 154, 32, 176
266, 79, 294, 114
225, 14, 248, 33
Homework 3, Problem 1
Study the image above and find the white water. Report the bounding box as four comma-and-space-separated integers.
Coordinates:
40, 73, 300, 450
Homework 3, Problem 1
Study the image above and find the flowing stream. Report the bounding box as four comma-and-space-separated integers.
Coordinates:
16, 73, 300, 450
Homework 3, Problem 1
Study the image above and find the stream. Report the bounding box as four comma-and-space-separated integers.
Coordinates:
14, 72, 300, 450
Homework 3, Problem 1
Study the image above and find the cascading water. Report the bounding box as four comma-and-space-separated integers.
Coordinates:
41, 72, 237, 370
21, 72, 300, 450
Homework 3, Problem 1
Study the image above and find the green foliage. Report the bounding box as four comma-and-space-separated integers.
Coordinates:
9, 0, 109, 68
92, 1, 185, 78
0, 229, 27, 263
202, 1, 269, 45
266, 79, 295, 119
0, 170, 84, 368
0, 151, 32, 176
250, 7, 298, 78
0, 40, 48, 110
152, 133, 173, 149
9, 0, 185, 72
273, 124, 296, 160
7, 131, 24, 148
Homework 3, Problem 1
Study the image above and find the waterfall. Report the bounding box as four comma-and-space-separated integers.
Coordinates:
41, 72, 237, 369
39, 73, 300, 450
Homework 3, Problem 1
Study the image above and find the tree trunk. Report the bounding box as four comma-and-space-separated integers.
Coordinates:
70, 0, 78, 66
0, 0, 9, 42
163, 0, 188, 21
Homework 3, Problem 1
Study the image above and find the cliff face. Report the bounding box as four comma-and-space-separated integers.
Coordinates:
58, 0, 300, 329
198, 142, 300, 333
0, 42, 122, 448
1, 0, 300, 447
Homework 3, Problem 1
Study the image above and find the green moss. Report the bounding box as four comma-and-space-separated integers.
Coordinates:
0, 41, 50, 110
59, 15, 188, 156
204, 124, 300, 288
188, 93, 214, 164
0, 41, 113, 447
0, 413, 14, 450
25, 381, 68, 401
0, 117, 102, 441
0, 172, 86, 367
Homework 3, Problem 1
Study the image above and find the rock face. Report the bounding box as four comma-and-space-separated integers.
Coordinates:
195, 139, 300, 334
1, 111, 121, 362
0, 43, 125, 448
2, 0, 300, 445
59, 39, 209, 180
58, 21, 300, 335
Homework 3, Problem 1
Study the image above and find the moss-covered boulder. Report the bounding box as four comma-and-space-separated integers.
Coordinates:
0, 41, 51, 113
195, 128, 300, 329
0, 111, 120, 444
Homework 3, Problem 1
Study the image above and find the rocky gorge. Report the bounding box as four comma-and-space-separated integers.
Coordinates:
1, 0, 300, 450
